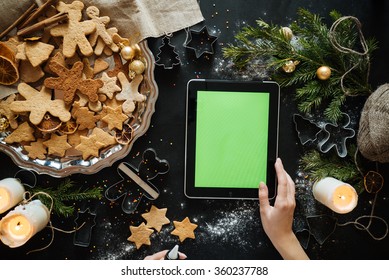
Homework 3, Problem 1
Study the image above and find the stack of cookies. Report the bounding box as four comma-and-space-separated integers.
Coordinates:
0, 1, 149, 162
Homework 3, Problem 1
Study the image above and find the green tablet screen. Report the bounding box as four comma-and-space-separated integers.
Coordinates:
194, 90, 269, 188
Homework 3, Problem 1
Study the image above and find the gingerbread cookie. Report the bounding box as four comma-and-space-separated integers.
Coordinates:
50, 1, 96, 58
24, 139, 47, 160
75, 134, 104, 160
11, 83, 71, 125
0, 94, 18, 129
86, 6, 113, 51
141, 205, 170, 232
90, 127, 116, 147
25, 41, 54, 67
72, 106, 98, 130
43, 134, 72, 157
98, 72, 121, 99
44, 60, 103, 104
116, 73, 146, 115
171, 217, 198, 242
127, 222, 154, 249
101, 105, 128, 130
4, 122, 35, 144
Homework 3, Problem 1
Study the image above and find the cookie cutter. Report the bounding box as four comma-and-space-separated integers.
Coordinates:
105, 148, 169, 214
155, 36, 181, 69
306, 214, 338, 245
184, 26, 218, 58
14, 169, 37, 189
293, 114, 322, 145
317, 113, 355, 157
73, 208, 97, 247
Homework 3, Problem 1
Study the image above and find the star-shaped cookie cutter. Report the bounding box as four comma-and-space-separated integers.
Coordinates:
105, 148, 170, 214
155, 36, 181, 69
184, 26, 218, 58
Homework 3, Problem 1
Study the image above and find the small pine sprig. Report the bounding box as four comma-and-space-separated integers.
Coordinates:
299, 146, 364, 193
32, 179, 102, 218
223, 8, 378, 122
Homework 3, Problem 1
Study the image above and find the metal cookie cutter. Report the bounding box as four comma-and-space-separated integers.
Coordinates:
317, 113, 355, 157
73, 208, 97, 247
155, 36, 181, 69
184, 26, 218, 58
293, 114, 322, 145
105, 148, 170, 214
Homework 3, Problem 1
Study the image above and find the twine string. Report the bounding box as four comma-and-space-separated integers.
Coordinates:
20, 191, 85, 255
328, 16, 371, 96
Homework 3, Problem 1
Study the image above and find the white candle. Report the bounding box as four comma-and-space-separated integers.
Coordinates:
313, 177, 358, 214
0, 178, 25, 214
0, 199, 50, 248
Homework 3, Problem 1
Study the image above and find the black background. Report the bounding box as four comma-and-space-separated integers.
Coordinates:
0, 0, 389, 260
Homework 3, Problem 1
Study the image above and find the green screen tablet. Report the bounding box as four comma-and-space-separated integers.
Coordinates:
185, 79, 279, 199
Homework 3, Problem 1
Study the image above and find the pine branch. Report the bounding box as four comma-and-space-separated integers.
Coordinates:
222, 8, 377, 122
32, 179, 102, 218
300, 148, 364, 193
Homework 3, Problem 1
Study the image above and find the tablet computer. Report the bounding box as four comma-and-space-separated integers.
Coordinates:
184, 79, 279, 199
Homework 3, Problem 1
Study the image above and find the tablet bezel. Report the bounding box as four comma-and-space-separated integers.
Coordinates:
184, 79, 279, 200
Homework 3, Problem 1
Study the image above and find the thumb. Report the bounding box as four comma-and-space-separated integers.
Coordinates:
258, 182, 270, 210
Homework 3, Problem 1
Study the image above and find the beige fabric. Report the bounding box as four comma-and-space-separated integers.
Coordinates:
0, 0, 204, 43
80, 0, 204, 42
0, 0, 36, 34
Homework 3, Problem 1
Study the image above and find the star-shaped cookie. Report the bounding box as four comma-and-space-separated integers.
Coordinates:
11, 83, 71, 125
75, 134, 105, 160
128, 222, 154, 249
171, 217, 198, 242
115, 72, 146, 115
43, 134, 72, 157
98, 72, 121, 99
101, 105, 128, 130
141, 205, 170, 232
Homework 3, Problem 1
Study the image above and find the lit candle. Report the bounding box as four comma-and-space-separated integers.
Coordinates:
0, 200, 50, 248
0, 178, 25, 214
312, 177, 358, 214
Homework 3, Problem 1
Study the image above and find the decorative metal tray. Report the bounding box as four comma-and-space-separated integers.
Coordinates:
0, 41, 158, 177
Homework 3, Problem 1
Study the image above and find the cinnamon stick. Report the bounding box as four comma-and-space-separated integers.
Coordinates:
19, 0, 57, 29
17, 12, 68, 37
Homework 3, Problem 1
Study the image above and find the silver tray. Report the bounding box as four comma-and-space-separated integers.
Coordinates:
0, 41, 158, 177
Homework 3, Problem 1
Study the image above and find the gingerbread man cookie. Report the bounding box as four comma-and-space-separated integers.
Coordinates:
50, 1, 96, 58
10, 83, 71, 125
116, 72, 146, 115
44, 60, 103, 104
86, 6, 113, 54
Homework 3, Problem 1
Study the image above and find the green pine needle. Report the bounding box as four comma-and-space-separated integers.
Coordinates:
32, 179, 102, 218
223, 8, 377, 122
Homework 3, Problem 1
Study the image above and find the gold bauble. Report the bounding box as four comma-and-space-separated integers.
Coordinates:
280, 27, 293, 41
120, 46, 135, 60
0, 116, 9, 131
282, 60, 296, 73
316, 66, 331, 80
129, 60, 146, 75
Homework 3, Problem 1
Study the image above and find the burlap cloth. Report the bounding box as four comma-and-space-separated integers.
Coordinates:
357, 84, 389, 163
0, 0, 204, 42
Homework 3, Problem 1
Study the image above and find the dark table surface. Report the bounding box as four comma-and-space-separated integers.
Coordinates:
1, 0, 389, 260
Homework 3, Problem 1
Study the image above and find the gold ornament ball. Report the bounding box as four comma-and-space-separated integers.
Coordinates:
120, 46, 135, 60
280, 27, 293, 41
282, 60, 296, 73
0, 117, 9, 131
129, 60, 146, 75
316, 66, 331, 80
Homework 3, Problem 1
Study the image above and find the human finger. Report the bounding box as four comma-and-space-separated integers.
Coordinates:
274, 158, 288, 198
258, 181, 270, 210
144, 250, 168, 260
